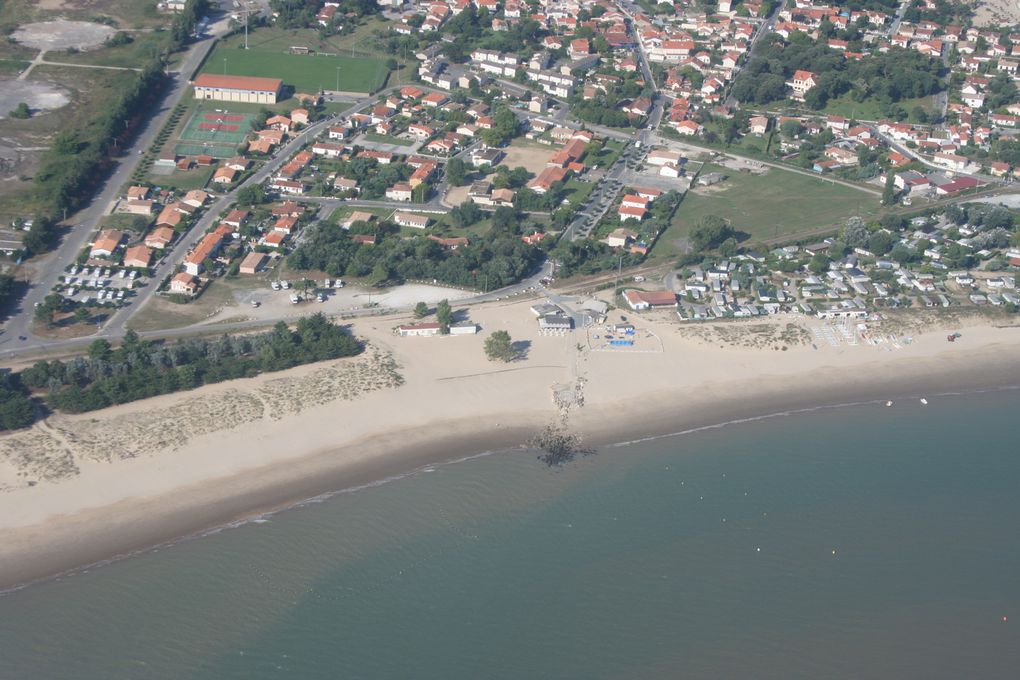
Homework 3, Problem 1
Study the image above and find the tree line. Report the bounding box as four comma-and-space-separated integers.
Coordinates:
16, 316, 361, 416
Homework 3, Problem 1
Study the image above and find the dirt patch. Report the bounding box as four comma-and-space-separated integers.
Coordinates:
503, 141, 556, 174
12, 20, 116, 51
971, 0, 1020, 26
443, 184, 470, 207
38, 0, 71, 8
0, 79, 70, 119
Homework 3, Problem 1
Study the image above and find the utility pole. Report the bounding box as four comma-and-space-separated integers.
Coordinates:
223, 57, 227, 75
336, 65, 341, 93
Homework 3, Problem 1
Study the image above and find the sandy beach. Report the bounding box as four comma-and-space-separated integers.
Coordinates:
2, 296, 1020, 590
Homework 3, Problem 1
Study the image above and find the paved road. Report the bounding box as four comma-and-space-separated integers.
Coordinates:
0, 24, 223, 352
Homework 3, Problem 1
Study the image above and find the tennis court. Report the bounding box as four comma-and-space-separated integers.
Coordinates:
179, 108, 254, 146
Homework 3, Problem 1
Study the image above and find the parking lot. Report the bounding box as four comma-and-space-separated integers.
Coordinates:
56, 264, 148, 309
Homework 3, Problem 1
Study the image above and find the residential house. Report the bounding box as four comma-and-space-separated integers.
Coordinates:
393, 212, 430, 228
170, 272, 200, 296
123, 245, 152, 269
90, 229, 124, 258
386, 183, 413, 201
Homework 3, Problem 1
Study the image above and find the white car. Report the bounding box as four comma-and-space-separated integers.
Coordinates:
271, 281, 281, 291
129, 271, 137, 280
281, 280, 291, 289
119, 270, 127, 279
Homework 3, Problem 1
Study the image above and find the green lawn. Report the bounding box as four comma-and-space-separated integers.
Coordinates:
589, 139, 624, 169
148, 165, 214, 191
561, 179, 595, 208
651, 163, 879, 261
203, 27, 390, 94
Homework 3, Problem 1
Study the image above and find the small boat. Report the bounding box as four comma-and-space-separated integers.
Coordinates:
885, 401, 893, 407
920, 398, 928, 405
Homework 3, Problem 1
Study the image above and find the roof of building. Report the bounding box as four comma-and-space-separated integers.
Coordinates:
193, 74, 283, 92
91, 229, 124, 254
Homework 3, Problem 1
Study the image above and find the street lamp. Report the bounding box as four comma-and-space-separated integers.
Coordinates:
336, 66, 341, 93
223, 57, 227, 75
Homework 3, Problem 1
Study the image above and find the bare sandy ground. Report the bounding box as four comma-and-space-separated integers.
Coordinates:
0, 80, 70, 119
2, 297, 1019, 588
503, 140, 555, 174
12, 20, 116, 51
972, 0, 1020, 26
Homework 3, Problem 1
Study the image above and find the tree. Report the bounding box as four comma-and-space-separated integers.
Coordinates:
385, 58, 398, 71
890, 243, 913, 264
73, 306, 91, 324
690, 215, 734, 250
436, 298, 453, 332
446, 157, 468, 186
88, 338, 112, 362
868, 230, 893, 256
719, 237, 738, 257
369, 262, 391, 286
882, 172, 897, 206
22, 215, 54, 256
414, 301, 429, 318
450, 201, 483, 228
808, 252, 831, 273
9, 102, 30, 119
840, 216, 869, 249
236, 185, 266, 206
484, 330, 516, 362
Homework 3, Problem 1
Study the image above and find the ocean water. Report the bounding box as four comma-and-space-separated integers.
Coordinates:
1, 390, 1019, 679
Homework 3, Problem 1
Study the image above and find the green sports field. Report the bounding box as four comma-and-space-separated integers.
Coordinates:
201, 46, 389, 95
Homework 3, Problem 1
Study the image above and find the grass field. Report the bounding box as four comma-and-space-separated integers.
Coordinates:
822, 92, 936, 122
651, 163, 880, 261
56, 31, 174, 69
149, 165, 214, 191
202, 44, 389, 95
0, 58, 28, 75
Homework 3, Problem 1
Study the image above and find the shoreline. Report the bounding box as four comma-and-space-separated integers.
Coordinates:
2, 300, 1020, 592
3, 346, 1019, 593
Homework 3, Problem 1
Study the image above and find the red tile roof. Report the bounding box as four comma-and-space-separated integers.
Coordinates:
194, 74, 282, 93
